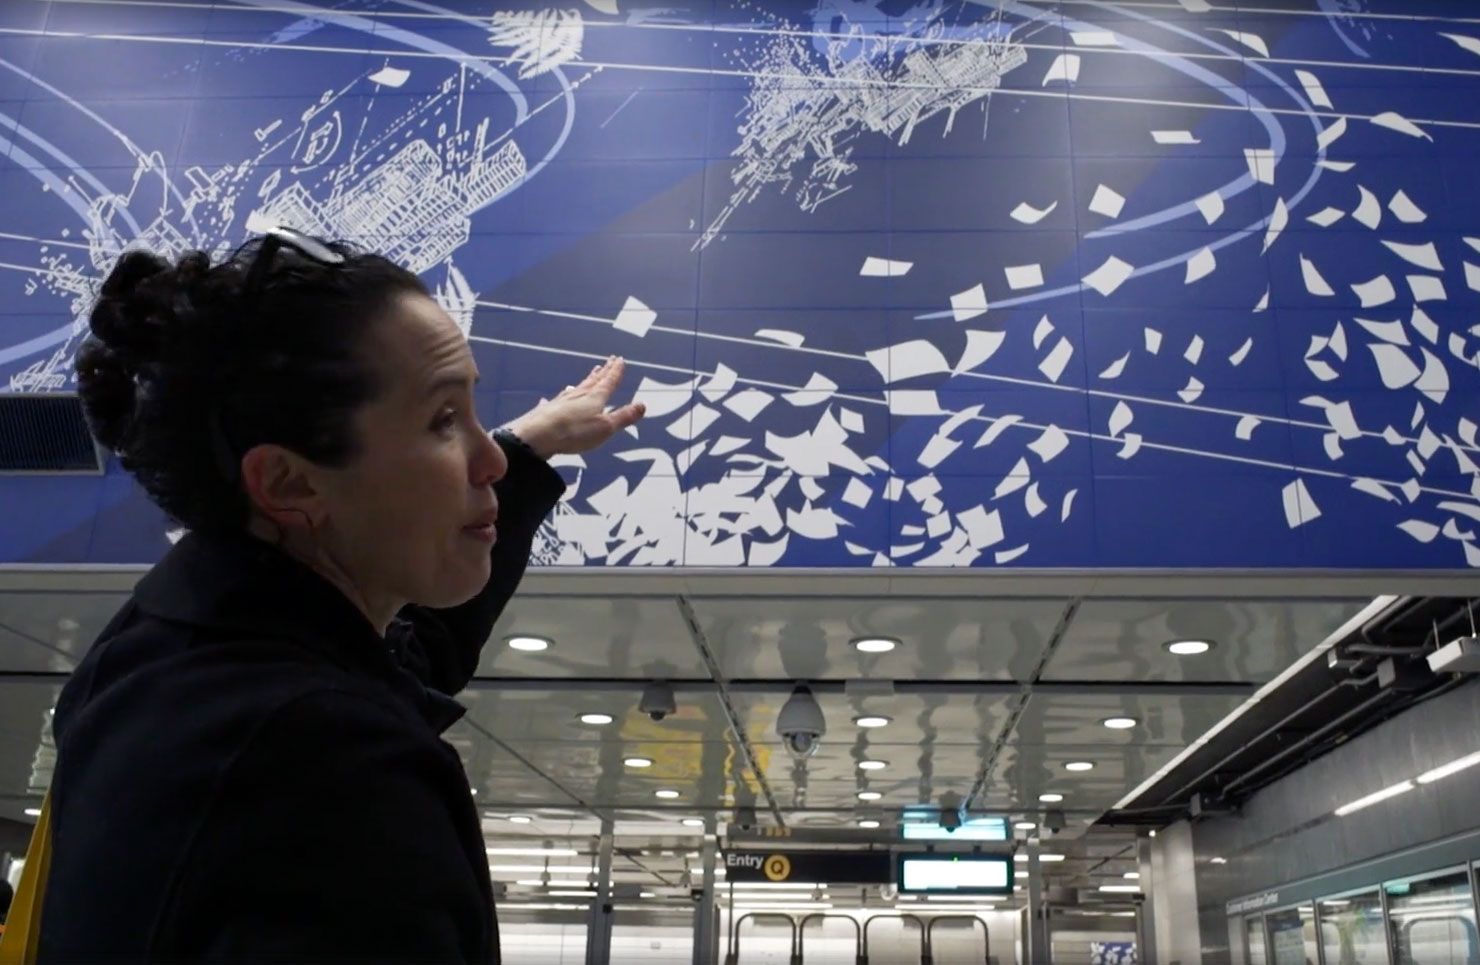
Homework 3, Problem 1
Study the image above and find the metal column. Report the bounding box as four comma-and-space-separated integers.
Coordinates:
693, 818, 720, 965
584, 819, 616, 965
1025, 841, 1049, 965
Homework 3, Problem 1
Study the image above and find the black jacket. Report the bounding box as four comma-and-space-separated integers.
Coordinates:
38, 441, 565, 963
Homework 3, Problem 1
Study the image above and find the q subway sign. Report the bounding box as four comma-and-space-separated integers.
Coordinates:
723, 850, 891, 885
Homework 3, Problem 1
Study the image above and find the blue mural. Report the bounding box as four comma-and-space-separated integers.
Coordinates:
1, 0, 1478, 569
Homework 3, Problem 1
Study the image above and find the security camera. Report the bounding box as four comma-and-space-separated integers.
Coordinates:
776, 685, 826, 761
640, 681, 677, 722
735, 805, 759, 831
939, 791, 964, 832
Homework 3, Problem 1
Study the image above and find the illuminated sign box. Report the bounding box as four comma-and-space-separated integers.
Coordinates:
899, 816, 1008, 842
896, 854, 1014, 895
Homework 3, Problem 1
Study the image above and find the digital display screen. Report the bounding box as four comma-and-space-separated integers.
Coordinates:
899, 817, 1009, 841
896, 855, 1014, 895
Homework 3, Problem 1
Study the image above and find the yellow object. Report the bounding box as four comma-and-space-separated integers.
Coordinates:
0, 792, 52, 965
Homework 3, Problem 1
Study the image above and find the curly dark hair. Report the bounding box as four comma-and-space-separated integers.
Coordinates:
75, 235, 430, 536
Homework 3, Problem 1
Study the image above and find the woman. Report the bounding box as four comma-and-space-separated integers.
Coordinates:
37, 228, 644, 962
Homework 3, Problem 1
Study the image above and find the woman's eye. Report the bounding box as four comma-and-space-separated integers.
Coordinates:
433, 409, 458, 432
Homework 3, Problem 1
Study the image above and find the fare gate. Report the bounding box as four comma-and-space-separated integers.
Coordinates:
727, 913, 991, 965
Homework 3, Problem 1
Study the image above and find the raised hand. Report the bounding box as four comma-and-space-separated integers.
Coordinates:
503, 355, 647, 458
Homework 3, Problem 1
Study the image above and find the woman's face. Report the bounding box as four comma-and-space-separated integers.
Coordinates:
316, 291, 508, 614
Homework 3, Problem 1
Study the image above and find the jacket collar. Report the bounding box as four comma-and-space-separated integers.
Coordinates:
133, 531, 467, 733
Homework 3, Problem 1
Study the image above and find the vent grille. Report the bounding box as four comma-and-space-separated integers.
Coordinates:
0, 393, 105, 473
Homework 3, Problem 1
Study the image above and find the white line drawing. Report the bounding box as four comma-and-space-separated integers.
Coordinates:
488, 8, 586, 79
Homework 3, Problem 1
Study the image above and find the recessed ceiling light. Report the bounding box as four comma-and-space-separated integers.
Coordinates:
1014, 821, 1037, 831
655, 790, 680, 800
1210, 856, 1228, 865
1065, 761, 1095, 772
507, 635, 552, 652
851, 636, 899, 653
507, 815, 533, 824
681, 818, 705, 827
858, 760, 888, 771
578, 713, 614, 726
858, 819, 880, 829
624, 757, 654, 768
23, 807, 41, 817
857, 790, 883, 801
1102, 717, 1138, 730
1039, 793, 1064, 803
1165, 639, 1213, 656
854, 715, 892, 728
1124, 872, 1140, 879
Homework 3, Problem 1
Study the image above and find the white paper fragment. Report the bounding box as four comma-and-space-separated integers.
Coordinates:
1083, 256, 1135, 296
867, 340, 950, 383
698, 363, 737, 403
1401, 478, 1423, 503
1441, 32, 1480, 56
1215, 29, 1270, 57
838, 408, 866, 435
1024, 483, 1048, 517
1178, 376, 1205, 403
907, 476, 942, 502
1042, 53, 1081, 85
1028, 425, 1070, 463
885, 477, 905, 500
1307, 207, 1345, 228
1398, 520, 1441, 543
843, 541, 872, 557
1412, 401, 1426, 431
1326, 401, 1362, 440
1145, 328, 1163, 354
957, 505, 1005, 550
994, 544, 1030, 565
1006, 264, 1045, 290
1382, 240, 1443, 272
1407, 449, 1427, 476
1466, 263, 1480, 293
1460, 418, 1478, 448
1184, 335, 1205, 365
1282, 479, 1320, 528
1389, 190, 1427, 223
975, 414, 1021, 448
1071, 31, 1119, 46
1352, 275, 1397, 308
1294, 69, 1333, 109
1324, 433, 1344, 460
1411, 307, 1440, 344
1254, 288, 1270, 313
711, 434, 747, 456
939, 404, 984, 440
1351, 186, 1382, 230
1100, 352, 1130, 379
1089, 184, 1126, 218
723, 387, 773, 421
1466, 238, 1480, 255
1301, 255, 1336, 296
613, 295, 657, 336
956, 330, 1007, 372
1196, 191, 1225, 224
994, 463, 1032, 499
1357, 317, 1410, 346
798, 476, 825, 502
1368, 344, 1422, 388
925, 512, 951, 541
1317, 114, 1348, 150
1109, 401, 1134, 437
1416, 347, 1450, 405
1236, 415, 1261, 440
918, 434, 962, 469
1033, 315, 1055, 350
886, 390, 944, 415
1230, 338, 1253, 366
1371, 111, 1432, 140
1352, 478, 1397, 503
1185, 246, 1216, 284
633, 376, 699, 417
1418, 426, 1443, 460
1176, 0, 1212, 10
1319, 160, 1356, 173
1010, 200, 1058, 225
860, 256, 914, 277
951, 283, 989, 322
839, 477, 873, 509
1329, 321, 1348, 361
1245, 148, 1277, 185
1116, 433, 1143, 459
1263, 197, 1289, 254
1152, 130, 1200, 145
369, 65, 412, 87
1408, 275, 1447, 303
1038, 337, 1074, 383
755, 328, 804, 347
1061, 489, 1078, 522
1443, 518, 1477, 542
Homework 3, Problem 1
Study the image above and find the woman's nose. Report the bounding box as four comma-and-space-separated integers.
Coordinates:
475, 426, 508, 488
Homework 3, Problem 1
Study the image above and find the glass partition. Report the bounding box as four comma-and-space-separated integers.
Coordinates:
1318, 891, 1389, 965
1385, 869, 1479, 965
1267, 905, 1317, 965
1247, 914, 1268, 965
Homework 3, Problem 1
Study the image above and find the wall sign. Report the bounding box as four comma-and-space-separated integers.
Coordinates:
722, 850, 891, 885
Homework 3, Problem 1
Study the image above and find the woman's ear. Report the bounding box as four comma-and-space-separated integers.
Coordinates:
240, 443, 325, 535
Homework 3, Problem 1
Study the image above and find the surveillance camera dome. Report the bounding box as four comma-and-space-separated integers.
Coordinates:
939, 791, 964, 832
776, 685, 827, 761
639, 681, 677, 722
734, 805, 759, 831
